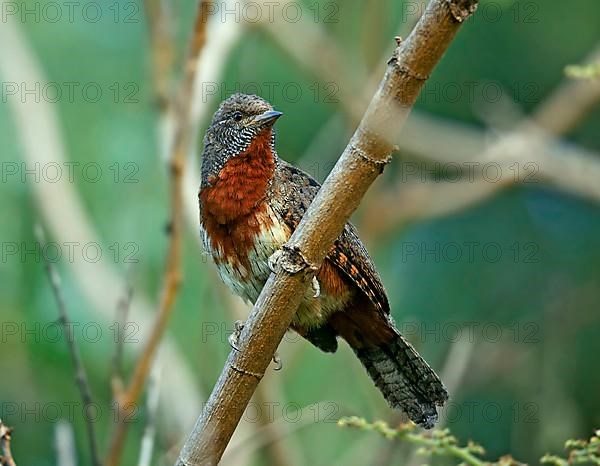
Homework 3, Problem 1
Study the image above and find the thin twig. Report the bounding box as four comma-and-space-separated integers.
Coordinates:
360, 43, 600, 239
536, 45, 600, 134
143, 0, 175, 111
175, 1, 478, 464
264, 4, 600, 212
222, 401, 335, 464
0, 420, 17, 466
338, 418, 490, 466
105, 2, 211, 465
0, 12, 204, 441
36, 226, 101, 466
137, 363, 162, 466
111, 281, 133, 401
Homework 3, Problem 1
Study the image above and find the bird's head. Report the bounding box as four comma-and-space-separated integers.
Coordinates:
200, 93, 283, 188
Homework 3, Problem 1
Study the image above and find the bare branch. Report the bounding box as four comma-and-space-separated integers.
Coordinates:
143, 0, 176, 110
0, 421, 17, 466
105, 2, 211, 465
137, 363, 162, 466
111, 281, 133, 401
264, 4, 600, 211
533, 44, 600, 134
359, 43, 600, 239
36, 226, 101, 466
174, 1, 478, 464
0, 11, 205, 440
222, 401, 331, 465
217, 288, 306, 466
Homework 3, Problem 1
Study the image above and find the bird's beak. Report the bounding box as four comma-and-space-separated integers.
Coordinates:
251, 110, 283, 128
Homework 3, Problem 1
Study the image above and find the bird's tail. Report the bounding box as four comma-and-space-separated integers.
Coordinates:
354, 332, 448, 428
330, 308, 448, 428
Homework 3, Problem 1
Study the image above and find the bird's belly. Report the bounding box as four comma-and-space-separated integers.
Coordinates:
218, 228, 285, 303
201, 205, 348, 328
201, 204, 289, 302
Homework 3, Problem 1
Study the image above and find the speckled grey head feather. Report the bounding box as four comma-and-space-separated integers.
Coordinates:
200, 93, 279, 188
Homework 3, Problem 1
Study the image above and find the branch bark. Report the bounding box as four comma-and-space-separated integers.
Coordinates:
105, 2, 211, 465
360, 43, 600, 239
0, 420, 16, 466
174, 0, 478, 464
264, 3, 600, 209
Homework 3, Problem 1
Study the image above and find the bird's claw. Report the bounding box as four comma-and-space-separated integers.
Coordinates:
229, 320, 282, 369
272, 351, 282, 371
268, 249, 283, 274
311, 276, 320, 298
228, 319, 245, 351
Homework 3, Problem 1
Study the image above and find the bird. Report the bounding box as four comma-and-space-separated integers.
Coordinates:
198, 93, 448, 428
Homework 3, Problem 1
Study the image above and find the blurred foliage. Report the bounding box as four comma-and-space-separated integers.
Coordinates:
338, 417, 600, 466
541, 429, 600, 466
1, 0, 600, 465
565, 63, 600, 80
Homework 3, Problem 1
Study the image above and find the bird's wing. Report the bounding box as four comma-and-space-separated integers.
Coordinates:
272, 159, 390, 315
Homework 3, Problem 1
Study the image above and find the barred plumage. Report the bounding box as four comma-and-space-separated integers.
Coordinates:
199, 93, 448, 427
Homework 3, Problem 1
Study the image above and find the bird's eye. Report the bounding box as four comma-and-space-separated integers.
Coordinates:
232, 111, 243, 122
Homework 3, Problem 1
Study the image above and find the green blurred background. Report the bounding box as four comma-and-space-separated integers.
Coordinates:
1, 0, 599, 464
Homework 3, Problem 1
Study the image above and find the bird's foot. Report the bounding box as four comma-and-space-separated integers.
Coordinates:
228, 319, 245, 351
272, 351, 282, 371
268, 249, 283, 273
311, 276, 320, 298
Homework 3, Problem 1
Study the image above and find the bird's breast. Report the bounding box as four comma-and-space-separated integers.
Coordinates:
200, 202, 291, 303
198, 135, 352, 326
199, 132, 285, 302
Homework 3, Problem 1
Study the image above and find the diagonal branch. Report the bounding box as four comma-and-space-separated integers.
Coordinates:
359, 43, 600, 239
36, 226, 101, 466
143, 0, 176, 111
0, 420, 17, 466
376, 44, 600, 200
174, 0, 478, 464
535, 44, 600, 134
264, 3, 600, 210
105, 2, 211, 465
0, 16, 204, 442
